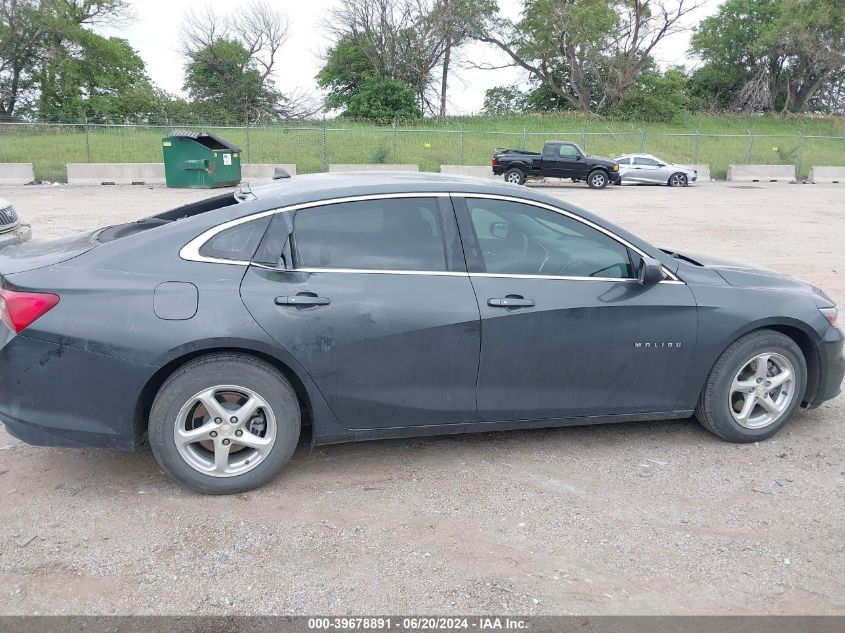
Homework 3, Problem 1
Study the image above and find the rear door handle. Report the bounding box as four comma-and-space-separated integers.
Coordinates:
488, 296, 535, 308
275, 293, 331, 306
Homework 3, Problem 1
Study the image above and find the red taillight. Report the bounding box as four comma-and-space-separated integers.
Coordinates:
492, 157, 498, 166
0, 288, 60, 334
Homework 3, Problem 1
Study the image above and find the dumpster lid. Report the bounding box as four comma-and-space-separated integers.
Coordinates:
168, 129, 241, 152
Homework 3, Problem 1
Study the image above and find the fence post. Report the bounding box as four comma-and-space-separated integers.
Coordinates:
320, 117, 328, 172
745, 129, 754, 164
693, 129, 701, 165
521, 127, 528, 150
795, 130, 806, 182
83, 114, 91, 163
581, 125, 588, 152
245, 114, 251, 164
459, 122, 464, 166
392, 120, 398, 164
639, 128, 645, 152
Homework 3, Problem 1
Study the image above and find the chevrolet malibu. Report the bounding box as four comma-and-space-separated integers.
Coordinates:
0, 173, 842, 493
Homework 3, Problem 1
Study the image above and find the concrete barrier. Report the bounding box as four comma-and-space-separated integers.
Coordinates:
241, 164, 297, 181
329, 164, 418, 172
809, 166, 845, 184
0, 163, 35, 185
439, 165, 497, 179
728, 164, 795, 182
67, 163, 165, 185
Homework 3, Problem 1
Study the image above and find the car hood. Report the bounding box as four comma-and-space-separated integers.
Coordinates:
670, 163, 697, 173
668, 249, 825, 296
589, 156, 618, 167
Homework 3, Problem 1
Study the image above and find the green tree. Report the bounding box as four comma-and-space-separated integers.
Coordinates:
317, 33, 422, 120
1, 0, 45, 119
343, 74, 421, 121
316, 35, 374, 111
183, 38, 277, 119
691, 0, 845, 112
476, 0, 702, 112
37, 26, 157, 121
609, 67, 689, 122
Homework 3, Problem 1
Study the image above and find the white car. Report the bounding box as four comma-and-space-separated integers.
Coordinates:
615, 154, 698, 187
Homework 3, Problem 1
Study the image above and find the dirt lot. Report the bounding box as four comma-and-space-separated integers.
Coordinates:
0, 181, 843, 616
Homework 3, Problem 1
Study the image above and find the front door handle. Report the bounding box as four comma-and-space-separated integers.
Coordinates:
275, 293, 331, 307
488, 296, 535, 308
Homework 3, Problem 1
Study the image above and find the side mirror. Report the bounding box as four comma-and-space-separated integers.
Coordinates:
575, 154, 583, 160
490, 221, 509, 240
638, 256, 665, 286
657, 163, 666, 168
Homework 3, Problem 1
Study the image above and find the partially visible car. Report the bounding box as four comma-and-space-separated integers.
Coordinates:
615, 154, 698, 187
493, 141, 621, 189
0, 198, 30, 250
0, 198, 20, 234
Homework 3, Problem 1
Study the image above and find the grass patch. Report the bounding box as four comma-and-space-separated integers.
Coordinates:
2, 113, 844, 182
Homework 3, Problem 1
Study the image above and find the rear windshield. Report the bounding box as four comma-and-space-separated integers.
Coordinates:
96, 193, 239, 243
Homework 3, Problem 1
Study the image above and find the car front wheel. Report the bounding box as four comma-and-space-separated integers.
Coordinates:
587, 170, 609, 189
148, 353, 301, 494
695, 330, 806, 442
668, 172, 688, 187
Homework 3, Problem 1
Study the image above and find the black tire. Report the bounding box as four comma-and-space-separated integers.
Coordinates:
695, 329, 807, 443
668, 172, 688, 187
587, 170, 609, 189
504, 168, 526, 185
148, 353, 301, 494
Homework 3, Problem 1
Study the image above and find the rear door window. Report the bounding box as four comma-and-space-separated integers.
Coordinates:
292, 198, 447, 271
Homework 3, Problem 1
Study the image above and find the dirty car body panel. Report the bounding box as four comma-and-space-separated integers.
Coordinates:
0, 173, 842, 452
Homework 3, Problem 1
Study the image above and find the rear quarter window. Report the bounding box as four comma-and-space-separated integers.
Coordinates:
198, 216, 272, 262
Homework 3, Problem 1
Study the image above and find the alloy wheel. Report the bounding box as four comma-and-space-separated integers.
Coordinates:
669, 173, 687, 187
173, 385, 277, 477
728, 353, 796, 429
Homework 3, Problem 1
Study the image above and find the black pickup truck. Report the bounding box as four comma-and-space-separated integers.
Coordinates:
492, 141, 621, 189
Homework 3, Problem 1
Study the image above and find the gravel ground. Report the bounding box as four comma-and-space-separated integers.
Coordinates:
0, 181, 843, 616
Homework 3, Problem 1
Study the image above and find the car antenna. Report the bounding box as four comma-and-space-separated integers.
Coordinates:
273, 167, 291, 180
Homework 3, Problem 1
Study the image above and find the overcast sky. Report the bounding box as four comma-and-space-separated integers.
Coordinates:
104, 0, 724, 115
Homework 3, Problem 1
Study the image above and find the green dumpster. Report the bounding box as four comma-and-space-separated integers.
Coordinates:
162, 130, 241, 188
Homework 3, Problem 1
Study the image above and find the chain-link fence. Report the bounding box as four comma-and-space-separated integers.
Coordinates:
2, 120, 844, 183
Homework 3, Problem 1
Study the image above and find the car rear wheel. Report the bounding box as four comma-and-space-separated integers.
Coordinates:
668, 172, 688, 187
587, 170, 609, 189
504, 168, 526, 185
695, 330, 806, 442
148, 353, 301, 494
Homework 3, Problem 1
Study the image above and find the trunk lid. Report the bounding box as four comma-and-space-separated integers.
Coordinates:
0, 231, 97, 276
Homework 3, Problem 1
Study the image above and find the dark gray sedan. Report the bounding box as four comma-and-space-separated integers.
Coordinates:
0, 173, 842, 493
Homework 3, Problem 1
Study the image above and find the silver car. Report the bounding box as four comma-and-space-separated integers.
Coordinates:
615, 154, 698, 187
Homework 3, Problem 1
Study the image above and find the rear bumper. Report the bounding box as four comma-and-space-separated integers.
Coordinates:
813, 327, 845, 406
0, 333, 153, 450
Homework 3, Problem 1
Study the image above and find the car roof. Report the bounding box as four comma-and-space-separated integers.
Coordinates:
242, 171, 542, 202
